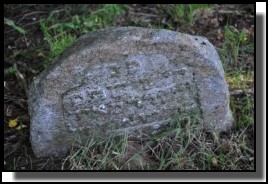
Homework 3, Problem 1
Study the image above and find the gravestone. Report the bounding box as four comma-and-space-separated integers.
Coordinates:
28, 27, 233, 158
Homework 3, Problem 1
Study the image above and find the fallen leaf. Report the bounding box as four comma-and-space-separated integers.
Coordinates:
8, 118, 18, 128
37, 52, 45, 58
16, 124, 27, 130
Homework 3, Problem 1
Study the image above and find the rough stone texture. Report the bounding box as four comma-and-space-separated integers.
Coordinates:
28, 27, 233, 158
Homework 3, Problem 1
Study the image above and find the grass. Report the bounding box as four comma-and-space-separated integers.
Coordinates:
40, 20, 77, 66
219, 21, 254, 133
63, 132, 130, 170
86, 4, 124, 29
220, 25, 253, 71
219, 24, 254, 131
40, 4, 124, 66
230, 95, 254, 129
223, 25, 247, 60
62, 112, 254, 170
168, 4, 212, 25
13, 157, 21, 170
63, 4, 124, 33
226, 71, 253, 90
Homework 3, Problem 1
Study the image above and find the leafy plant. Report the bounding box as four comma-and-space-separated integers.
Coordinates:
7, 67, 17, 74
224, 26, 247, 61
40, 20, 76, 66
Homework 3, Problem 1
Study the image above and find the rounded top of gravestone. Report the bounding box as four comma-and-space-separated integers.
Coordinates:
28, 27, 233, 158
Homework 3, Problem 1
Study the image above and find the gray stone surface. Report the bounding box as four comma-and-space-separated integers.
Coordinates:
28, 27, 233, 158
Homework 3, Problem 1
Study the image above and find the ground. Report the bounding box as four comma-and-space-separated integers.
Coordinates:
4, 4, 254, 170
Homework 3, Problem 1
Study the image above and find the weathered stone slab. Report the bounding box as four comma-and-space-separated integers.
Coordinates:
28, 27, 233, 158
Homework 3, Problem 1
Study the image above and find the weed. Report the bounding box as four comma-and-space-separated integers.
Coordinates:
220, 25, 250, 68
236, 96, 254, 129
4, 18, 27, 35
168, 4, 212, 25
230, 95, 254, 129
40, 20, 76, 66
82, 4, 124, 31
225, 26, 246, 60
7, 67, 17, 74
52, 4, 124, 34
226, 71, 253, 90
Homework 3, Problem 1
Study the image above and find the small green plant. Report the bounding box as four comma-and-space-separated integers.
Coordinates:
225, 26, 247, 61
84, 4, 124, 30
60, 4, 124, 33
7, 67, 17, 74
230, 95, 254, 129
4, 18, 27, 35
220, 25, 250, 69
226, 71, 253, 90
237, 95, 254, 129
168, 4, 212, 25
40, 20, 76, 66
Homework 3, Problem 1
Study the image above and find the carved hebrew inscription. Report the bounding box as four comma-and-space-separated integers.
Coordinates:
62, 54, 199, 133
